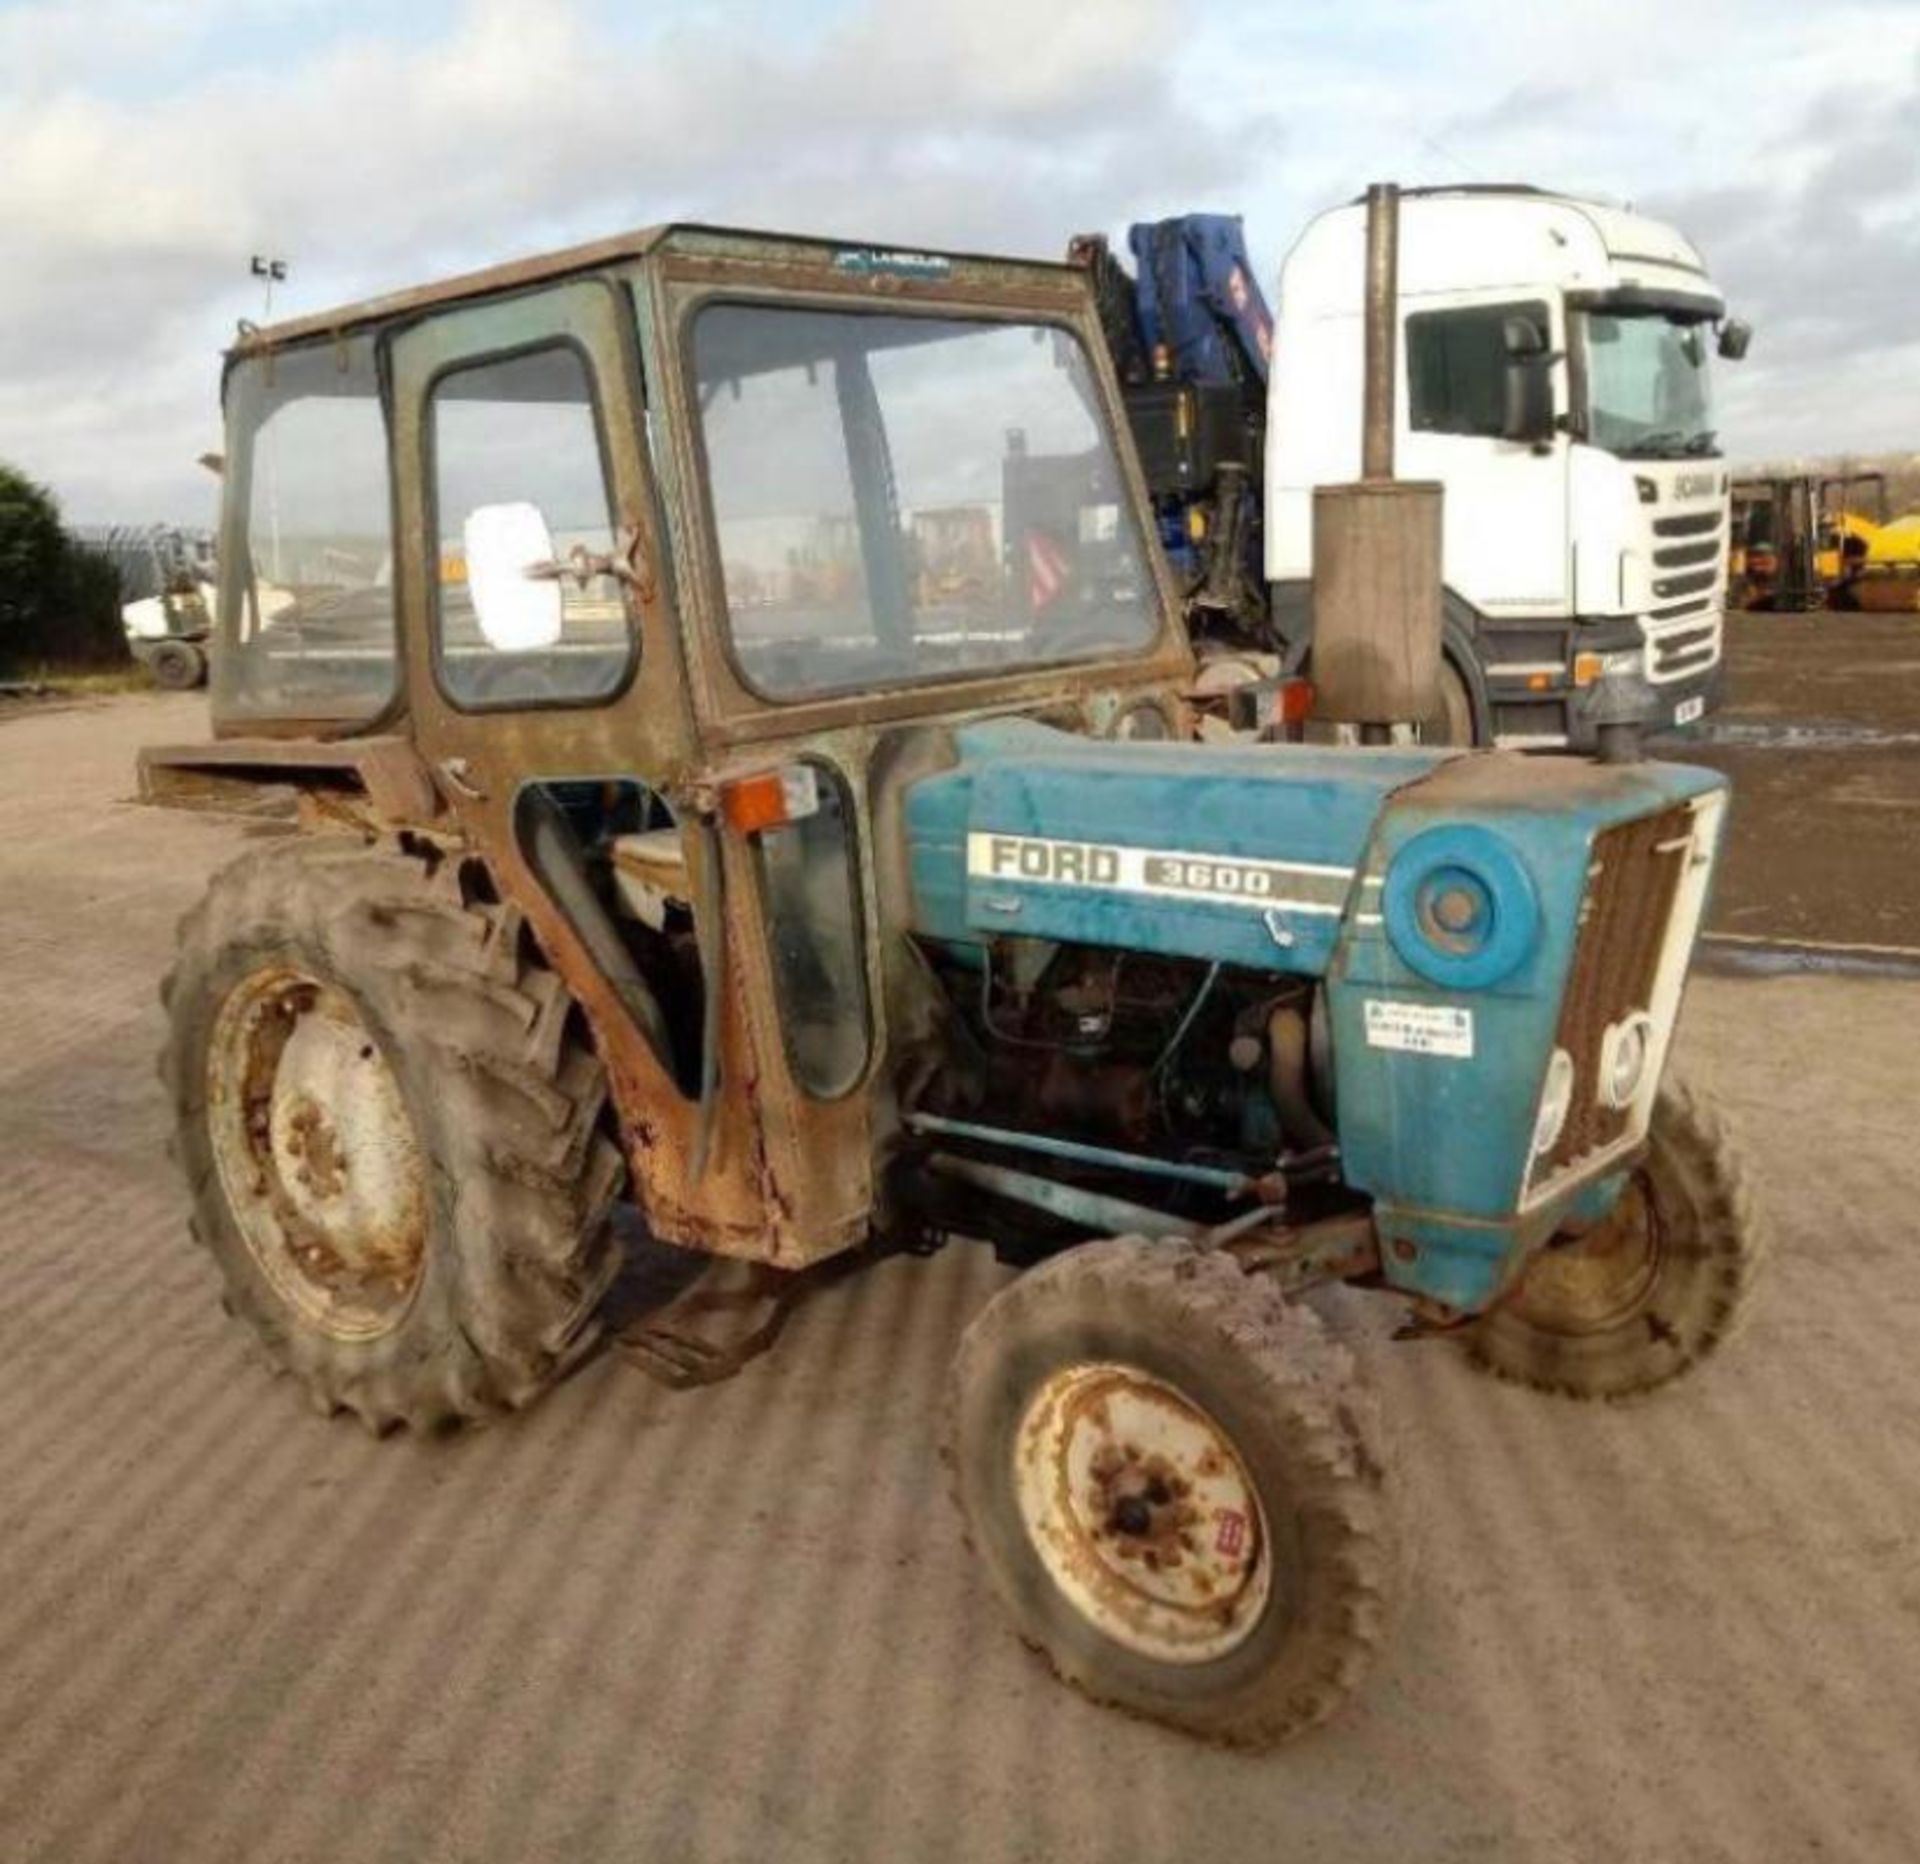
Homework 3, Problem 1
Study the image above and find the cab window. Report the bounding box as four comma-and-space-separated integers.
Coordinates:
215, 336, 396, 723
429, 343, 633, 710
1407, 302, 1547, 439
692, 304, 1160, 699
752, 765, 870, 1097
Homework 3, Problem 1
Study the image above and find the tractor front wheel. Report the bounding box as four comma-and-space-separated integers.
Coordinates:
1463, 1081, 1762, 1400
945, 1238, 1402, 1746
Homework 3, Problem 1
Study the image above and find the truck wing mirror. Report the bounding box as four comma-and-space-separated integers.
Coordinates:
1502, 351, 1555, 446
462, 501, 564, 652
1718, 316, 1753, 361
1502, 315, 1547, 359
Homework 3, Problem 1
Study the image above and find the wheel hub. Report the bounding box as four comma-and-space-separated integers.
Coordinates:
208, 968, 428, 1340
1014, 1362, 1272, 1664
1511, 1177, 1664, 1335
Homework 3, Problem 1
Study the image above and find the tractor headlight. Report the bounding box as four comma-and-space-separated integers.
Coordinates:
1383, 826, 1540, 990
1533, 1047, 1575, 1156
1599, 1011, 1655, 1109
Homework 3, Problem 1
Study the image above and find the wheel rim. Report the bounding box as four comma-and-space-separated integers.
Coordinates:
207, 966, 429, 1341
1013, 1362, 1273, 1665
1508, 1176, 1665, 1336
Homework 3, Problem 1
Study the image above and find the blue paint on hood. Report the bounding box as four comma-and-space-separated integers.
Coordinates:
904, 718, 1455, 976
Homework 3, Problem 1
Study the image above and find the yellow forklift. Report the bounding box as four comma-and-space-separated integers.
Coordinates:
1730, 471, 1888, 610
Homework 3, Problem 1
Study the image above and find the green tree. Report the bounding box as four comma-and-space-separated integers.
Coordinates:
0, 464, 129, 671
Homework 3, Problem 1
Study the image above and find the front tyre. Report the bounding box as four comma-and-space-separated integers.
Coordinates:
148, 639, 207, 691
1463, 1081, 1763, 1400
162, 835, 625, 1432
1415, 658, 1477, 747
945, 1238, 1402, 1747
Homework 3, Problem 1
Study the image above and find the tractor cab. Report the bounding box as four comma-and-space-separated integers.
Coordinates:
151, 227, 1198, 1265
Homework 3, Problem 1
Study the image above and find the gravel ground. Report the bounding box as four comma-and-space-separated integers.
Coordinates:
1660, 609, 1920, 952
1, 689, 1917, 1864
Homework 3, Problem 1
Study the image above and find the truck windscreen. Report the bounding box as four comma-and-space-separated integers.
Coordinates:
691, 303, 1161, 700
1581, 311, 1719, 460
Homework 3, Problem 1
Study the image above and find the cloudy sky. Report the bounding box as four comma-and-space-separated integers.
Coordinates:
4, 0, 1918, 524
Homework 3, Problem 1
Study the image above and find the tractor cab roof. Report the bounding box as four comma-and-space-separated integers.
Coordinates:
231, 223, 1086, 357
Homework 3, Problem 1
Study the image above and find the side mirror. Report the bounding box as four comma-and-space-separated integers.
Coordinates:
1502, 315, 1547, 359
1718, 316, 1753, 361
1501, 316, 1555, 445
462, 502, 563, 652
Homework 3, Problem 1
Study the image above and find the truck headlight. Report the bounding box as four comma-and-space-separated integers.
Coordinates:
1599, 1012, 1655, 1109
1572, 649, 1643, 687
1533, 1047, 1575, 1156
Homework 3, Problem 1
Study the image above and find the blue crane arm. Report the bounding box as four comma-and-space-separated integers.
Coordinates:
1126, 215, 1274, 389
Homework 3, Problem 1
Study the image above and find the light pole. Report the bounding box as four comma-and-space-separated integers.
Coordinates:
249, 256, 288, 581
250, 254, 287, 323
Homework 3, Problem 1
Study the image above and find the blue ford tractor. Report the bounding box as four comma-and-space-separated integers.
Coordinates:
143, 206, 1761, 1748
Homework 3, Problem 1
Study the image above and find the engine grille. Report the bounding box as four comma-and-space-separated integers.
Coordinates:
1528, 805, 1693, 1189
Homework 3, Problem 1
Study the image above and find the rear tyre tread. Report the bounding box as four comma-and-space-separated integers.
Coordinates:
162, 834, 626, 1432
1463, 1080, 1764, 1402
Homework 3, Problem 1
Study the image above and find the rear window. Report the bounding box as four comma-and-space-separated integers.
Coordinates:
215, 336, 396, 723
692, 304, 1161, 699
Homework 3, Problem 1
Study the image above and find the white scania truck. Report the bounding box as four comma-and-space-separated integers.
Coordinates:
1080, 185, 1751, 749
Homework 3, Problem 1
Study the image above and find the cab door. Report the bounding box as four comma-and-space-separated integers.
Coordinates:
386, 278, 852, 1264
1398, 296, 1572, 617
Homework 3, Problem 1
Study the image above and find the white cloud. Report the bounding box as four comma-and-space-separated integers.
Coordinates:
2, 0, 1918, 518
1, 0, 1241, 518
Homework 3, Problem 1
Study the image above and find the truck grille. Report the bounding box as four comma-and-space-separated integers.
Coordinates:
1527, 805, 1693, 1191
1652, 509, 1721, 540
1644, 607, 1722, 680
1643, 506, 1728, 656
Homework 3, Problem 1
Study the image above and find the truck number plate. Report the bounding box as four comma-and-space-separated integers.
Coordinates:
1364, 999, 1474, 1059
1674, 696, 1705, 726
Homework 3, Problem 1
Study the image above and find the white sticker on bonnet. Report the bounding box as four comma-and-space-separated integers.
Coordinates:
1363, 999, 1475, 1059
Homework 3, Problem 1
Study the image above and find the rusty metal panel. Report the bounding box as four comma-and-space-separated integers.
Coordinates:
1309, 481, 1444, 725
380, 272, 876, 1271
139, 735, 442, 821
229, 222, 1087, 358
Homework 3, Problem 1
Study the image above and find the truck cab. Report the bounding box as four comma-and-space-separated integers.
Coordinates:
1266, 186, 1744, 750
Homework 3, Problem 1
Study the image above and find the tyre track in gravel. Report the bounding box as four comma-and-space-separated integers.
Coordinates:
4, 693, 1920, 1864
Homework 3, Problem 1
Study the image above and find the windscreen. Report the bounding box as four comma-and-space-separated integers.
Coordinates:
1582, 311, 1719, 459
692, 304, 1161, 698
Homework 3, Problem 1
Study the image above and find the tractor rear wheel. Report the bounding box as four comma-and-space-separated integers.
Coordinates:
161, 835, 625, 1431
1462, 1081, 1762, 1400
945, 1237, 1402, 1746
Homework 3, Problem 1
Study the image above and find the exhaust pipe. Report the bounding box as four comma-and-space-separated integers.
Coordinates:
1309, 182, 1446, 742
